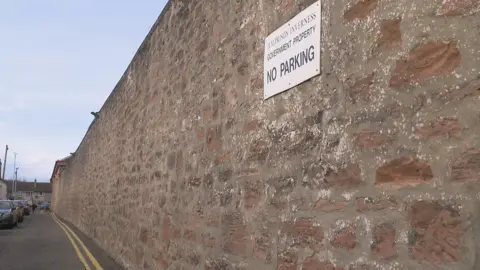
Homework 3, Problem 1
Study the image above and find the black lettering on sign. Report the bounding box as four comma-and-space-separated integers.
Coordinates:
289, 12, 317, 34
268, 30, 289, 50
266, 67, 277, 83
292, 25, 316, 45
267, 40, 292, 61
280, 45, 315, 77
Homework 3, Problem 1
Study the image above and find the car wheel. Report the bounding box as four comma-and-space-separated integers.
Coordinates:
14, 220, 18, 227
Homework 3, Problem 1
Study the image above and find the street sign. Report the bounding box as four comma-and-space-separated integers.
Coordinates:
264, 0, 321, 99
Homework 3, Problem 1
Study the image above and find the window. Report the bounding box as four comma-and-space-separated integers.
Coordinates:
0, 201, 11, 209
39, 192, 43, 195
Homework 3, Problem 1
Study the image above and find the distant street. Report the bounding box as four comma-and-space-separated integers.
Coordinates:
0, 211, 121, 270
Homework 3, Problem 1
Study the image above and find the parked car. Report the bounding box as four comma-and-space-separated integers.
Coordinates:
18, 200, 30, 216
0, 200, 19, 229
11, 201, 24, 223
39, 202, 50, 211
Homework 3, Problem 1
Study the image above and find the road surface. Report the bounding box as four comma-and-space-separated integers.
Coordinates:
0, 210, 122, 270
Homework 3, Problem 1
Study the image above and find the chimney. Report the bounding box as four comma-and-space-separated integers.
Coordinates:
34, 179, 37, 188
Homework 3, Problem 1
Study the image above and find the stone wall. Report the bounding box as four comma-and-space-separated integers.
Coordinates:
53, 0, 480, 269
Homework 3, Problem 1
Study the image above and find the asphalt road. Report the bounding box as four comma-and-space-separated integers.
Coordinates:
0, 210, 122, 270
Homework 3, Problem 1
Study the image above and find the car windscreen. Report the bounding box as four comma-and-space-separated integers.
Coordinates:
0, 201, 11, 209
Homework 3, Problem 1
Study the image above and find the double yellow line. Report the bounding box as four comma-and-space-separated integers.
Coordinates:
52, 213, 103, 270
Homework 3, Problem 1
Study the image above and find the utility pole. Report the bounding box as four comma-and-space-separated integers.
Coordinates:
13, 152, 17, 194
2, 145, 8, 180
14, 167, 18, 197
13, 152, 16, 176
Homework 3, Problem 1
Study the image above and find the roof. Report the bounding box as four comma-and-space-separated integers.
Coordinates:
5, 180, 52, 193
49, 155, 73, 183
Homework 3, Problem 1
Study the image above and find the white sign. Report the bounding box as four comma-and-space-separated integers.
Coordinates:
263, 1, 321, 100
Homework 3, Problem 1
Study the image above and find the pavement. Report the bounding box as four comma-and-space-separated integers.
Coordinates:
0, 210, 122, 270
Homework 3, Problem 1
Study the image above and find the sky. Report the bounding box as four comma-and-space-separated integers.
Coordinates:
0, 1, 168, 182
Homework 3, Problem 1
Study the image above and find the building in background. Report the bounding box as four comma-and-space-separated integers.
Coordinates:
0, 180, 6, 200
50, 156, 72, 212
6, 180, 52, 204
